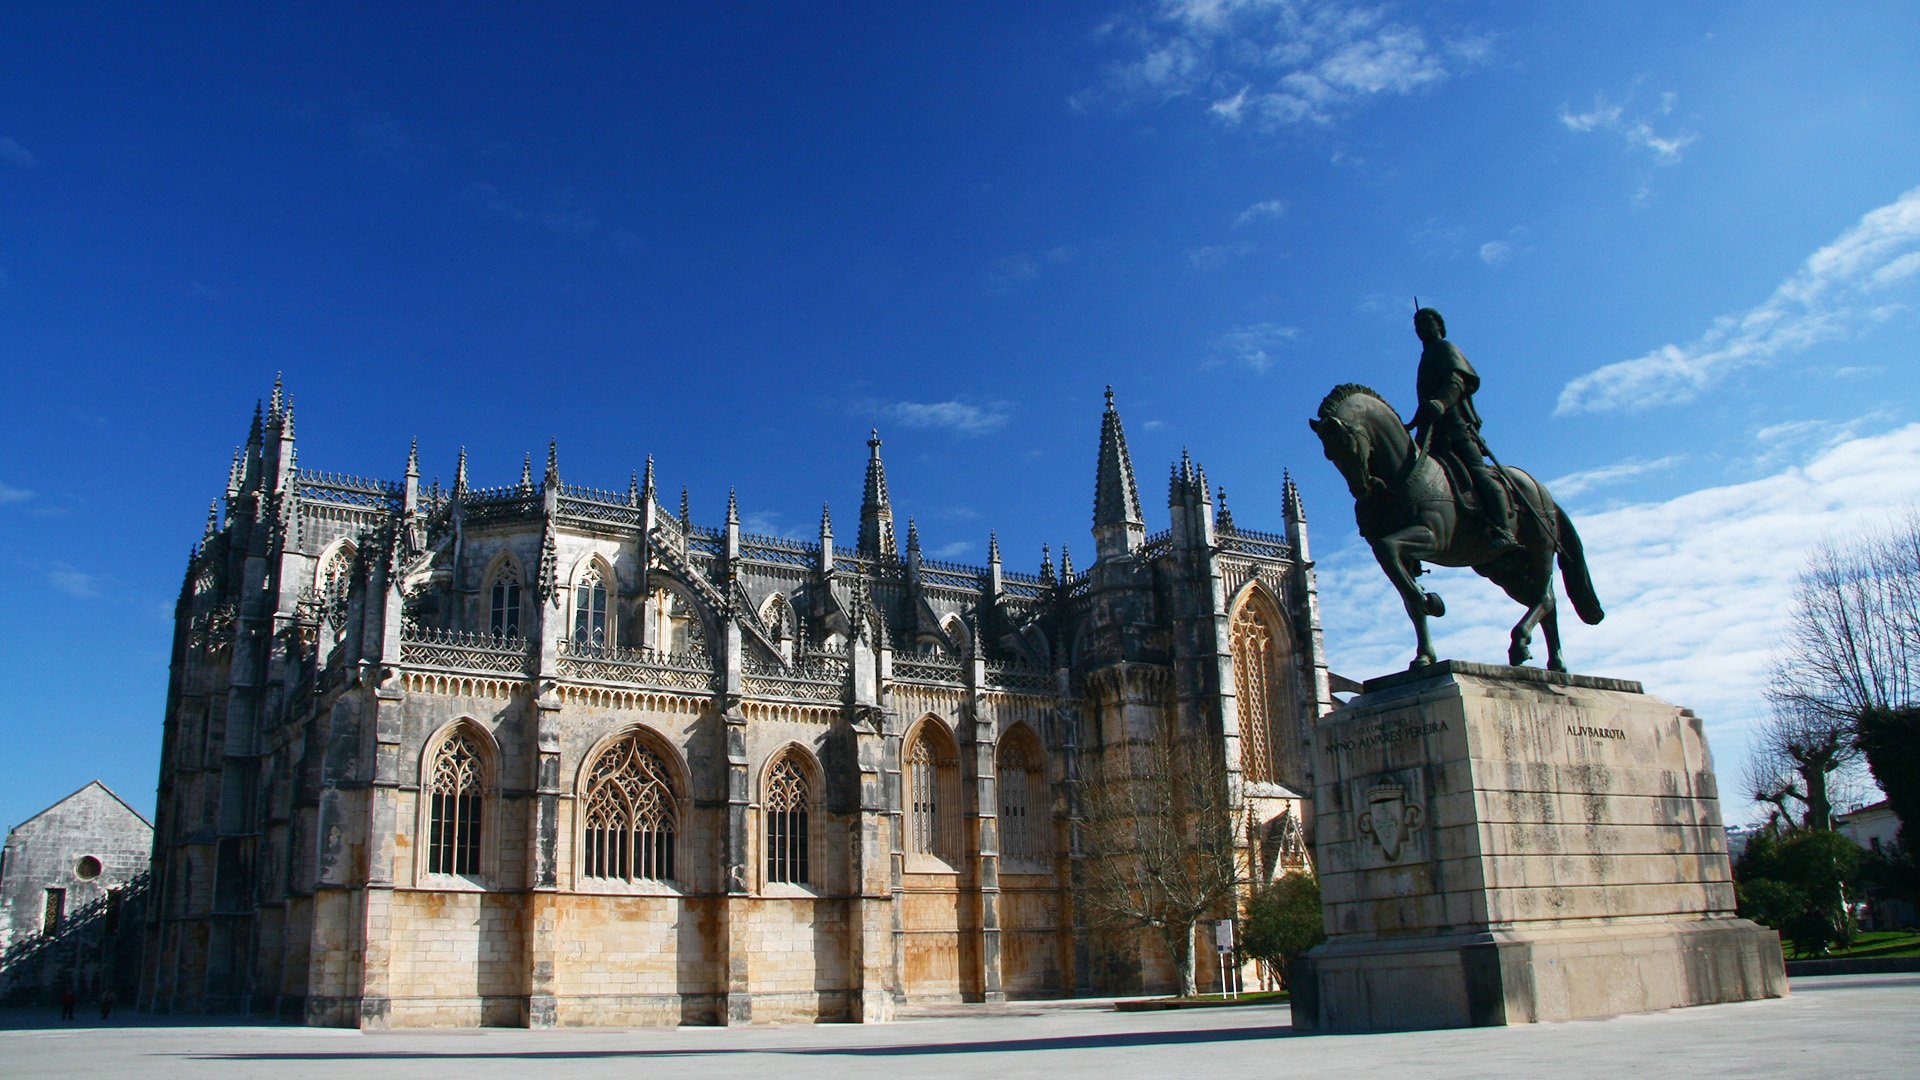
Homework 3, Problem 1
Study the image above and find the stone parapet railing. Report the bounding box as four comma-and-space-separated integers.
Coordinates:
400, 628, 537, 676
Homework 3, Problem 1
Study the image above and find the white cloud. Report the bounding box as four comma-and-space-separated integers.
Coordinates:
873, 400, 1013, 436
1316, 421, 1920, 823
1547, 454, 1683, 500
1558, 89, 1697, 164
1557, 185, 1920, 415
1478, 240, 1513, 266
1234, 198, 1288, 226
1081, 1, 1483, 132
460, 182, 634, 250
0, 480, 32, 504
1210, 321, 1298, 373
46, 562, 103, 598
1187, 241, 1257, 268
0, 137, 35, 167
984, 246, 1074, 292
930, 541, 972, 559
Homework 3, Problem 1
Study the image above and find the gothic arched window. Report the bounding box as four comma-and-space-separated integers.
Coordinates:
1230, 592, 1300, 789
581, 735, 678, 883
765, 754, 812, 886
573, 564, 609, 647
319, 543, 354, 637
488, 560, 522, 640
998, 732, 1046, 866
427, 730, 485, 876
904, 722, 957, 860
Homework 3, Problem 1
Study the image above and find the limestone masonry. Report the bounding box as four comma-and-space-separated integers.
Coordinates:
143, 380, 1330, 1027
1293, 662, 1787, 1031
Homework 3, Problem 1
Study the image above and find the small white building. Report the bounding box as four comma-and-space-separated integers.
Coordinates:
1836, 800, 1902, 858
0, 781, 154, 1002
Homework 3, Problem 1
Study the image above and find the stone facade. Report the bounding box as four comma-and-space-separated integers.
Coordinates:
0, 781, 153, 1003
1293, 662, 1787, 1031
142, 380, 1331, 1027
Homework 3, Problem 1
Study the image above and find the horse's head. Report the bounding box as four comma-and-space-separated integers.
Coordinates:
1312, 383, 1406, 501
1309, 413, 1381, 500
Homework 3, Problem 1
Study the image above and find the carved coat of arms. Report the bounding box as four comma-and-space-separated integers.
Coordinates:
1357, 780, 1425, 863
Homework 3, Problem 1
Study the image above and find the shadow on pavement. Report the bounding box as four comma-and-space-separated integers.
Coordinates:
180, 1023, 1297, 1061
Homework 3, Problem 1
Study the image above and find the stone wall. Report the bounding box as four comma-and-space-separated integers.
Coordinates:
0, 782, 152, 1003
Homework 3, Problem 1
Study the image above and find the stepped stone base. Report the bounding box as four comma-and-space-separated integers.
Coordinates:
1291, 662, 1786, 1032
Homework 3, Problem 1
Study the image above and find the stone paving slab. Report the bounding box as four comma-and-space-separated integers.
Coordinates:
2, 975, 1915, 1080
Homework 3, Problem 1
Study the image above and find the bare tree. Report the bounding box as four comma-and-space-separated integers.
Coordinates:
1762, 511, 1920, 828
1750, 702, 1861, 832
1771, 512, 1920, 723
1076, 725, 1242, 997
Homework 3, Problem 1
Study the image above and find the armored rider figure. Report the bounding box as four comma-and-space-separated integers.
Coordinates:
1406, 307, 1518, 552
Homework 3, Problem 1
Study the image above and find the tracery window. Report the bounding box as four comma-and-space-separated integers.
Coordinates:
649, 584, 700, 655
427, 731, 484, 876
1230, 594, 1298, 788
909, 739, 940, 855
904, 724, 957, 860
488, 562, 522, 640
765, 755, 811, 885
998, 736, 1046, 865
319, 544, 354, 635
573, 565, 609, 647
581, 735, 677, 883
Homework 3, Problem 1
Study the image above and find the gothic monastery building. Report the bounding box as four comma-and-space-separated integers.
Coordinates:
144, 380, 1330, 1027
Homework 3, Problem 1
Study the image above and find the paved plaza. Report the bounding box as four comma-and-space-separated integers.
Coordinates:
3, 975, 1915, 1080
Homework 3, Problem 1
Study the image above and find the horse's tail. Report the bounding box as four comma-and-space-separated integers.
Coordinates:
1554, 503, 1605, 625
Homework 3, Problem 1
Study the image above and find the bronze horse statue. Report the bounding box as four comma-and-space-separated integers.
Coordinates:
1309, 383, 1603, 671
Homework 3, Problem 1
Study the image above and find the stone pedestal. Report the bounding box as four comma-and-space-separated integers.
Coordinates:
1291, 662, 1785, 1032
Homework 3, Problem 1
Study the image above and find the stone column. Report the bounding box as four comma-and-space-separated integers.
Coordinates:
966, 653, 1005, 1002
522, 690, 563, 1028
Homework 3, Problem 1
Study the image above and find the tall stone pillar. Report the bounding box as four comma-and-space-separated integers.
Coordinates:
965, 651, 1005, 1002
523, 690, 563, 1028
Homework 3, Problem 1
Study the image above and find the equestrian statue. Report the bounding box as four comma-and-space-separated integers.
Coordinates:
1309, 307, 1604, 671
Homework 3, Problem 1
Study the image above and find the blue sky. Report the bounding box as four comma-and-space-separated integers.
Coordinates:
4, 2, 1919, 831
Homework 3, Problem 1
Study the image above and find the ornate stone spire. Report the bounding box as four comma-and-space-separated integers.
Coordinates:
518, 453, 534, 494
988, 530, 1001, 564
820, 502, 834, 539
268, 372, 285, 422
1093, 386, 1146, 560
906, 516, 921, 555
454, 447, 468, 497
203, 500, 220, 543
406, 437, 420, 479
1040, 543, 1055, 584
641, 454, 656, 500
628, 470, 640, 507
1060, 544, 1075, 580
544, 439, 559, 488
1216, 487, 1235, 534
679, 487, 691, 530
857, 428, 897, 560
726, 487, 739, 526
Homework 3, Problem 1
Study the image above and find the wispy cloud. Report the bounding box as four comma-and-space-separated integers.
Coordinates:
460, 182, 636, 250
353, 112, 416, 170
1317, 420, 1920, 823
1557, 186, 1920, 415
1235, 198, 1288, 226
46, 562, 103, 598
1547, 455, 1682, 500
930, 541, 971, 559
1210, 321, 1298, 373
1079, 1, 1487, 132
1186, 241, 1257, 269
1558, 88, 1697, 164
984, 246, 1074, 292
0, 480, 32, 505
866, 400, 1013, 436
0, 137, 35, 167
